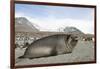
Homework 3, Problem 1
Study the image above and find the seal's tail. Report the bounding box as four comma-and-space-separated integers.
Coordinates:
18, 55, 24, 59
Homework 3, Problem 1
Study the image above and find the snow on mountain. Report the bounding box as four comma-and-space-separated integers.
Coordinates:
63, 27, 84, 34
15, 17, 39, 32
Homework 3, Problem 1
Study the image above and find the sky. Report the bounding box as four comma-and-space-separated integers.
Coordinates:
15, 4, 94, 34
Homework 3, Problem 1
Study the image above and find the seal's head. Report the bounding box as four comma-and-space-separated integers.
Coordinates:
70, 35, 79, 46
64, 34, 79, 53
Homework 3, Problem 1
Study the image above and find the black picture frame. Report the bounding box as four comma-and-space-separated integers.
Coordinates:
10, 0, 96, 69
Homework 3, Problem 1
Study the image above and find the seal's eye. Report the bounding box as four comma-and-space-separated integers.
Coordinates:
71, 36, 78, 41
74, 37, 78, 40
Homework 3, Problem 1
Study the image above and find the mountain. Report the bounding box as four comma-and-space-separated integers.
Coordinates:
15, 17, 39, 32
63, 27, 84, 34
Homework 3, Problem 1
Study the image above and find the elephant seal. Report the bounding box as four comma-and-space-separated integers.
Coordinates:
18, 34, 78, 59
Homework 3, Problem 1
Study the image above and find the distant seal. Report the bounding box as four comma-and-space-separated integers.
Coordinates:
18, 34, 78, 59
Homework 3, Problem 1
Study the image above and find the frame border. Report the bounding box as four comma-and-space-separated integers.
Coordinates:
10, 0, 97, 69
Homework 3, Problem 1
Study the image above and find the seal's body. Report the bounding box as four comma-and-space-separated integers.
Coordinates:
19, 34, 78, 59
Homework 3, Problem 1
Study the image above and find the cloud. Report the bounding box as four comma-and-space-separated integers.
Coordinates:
15, 12, 94, 34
